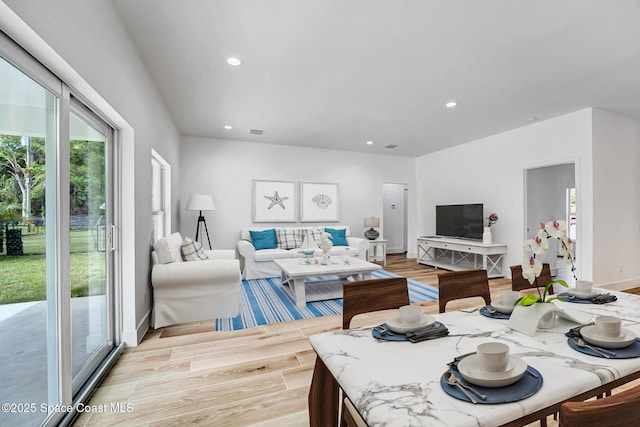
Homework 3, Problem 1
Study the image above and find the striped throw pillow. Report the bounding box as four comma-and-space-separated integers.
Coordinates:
181, 237, 209, 261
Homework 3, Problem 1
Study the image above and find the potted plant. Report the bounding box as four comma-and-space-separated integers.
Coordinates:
509, 220, 575, 334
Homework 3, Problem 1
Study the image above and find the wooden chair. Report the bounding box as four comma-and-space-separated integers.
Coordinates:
510, 263, 554, 295
437, 269, 491, 313
342, 277, 410, 329
559, 382, 640, 427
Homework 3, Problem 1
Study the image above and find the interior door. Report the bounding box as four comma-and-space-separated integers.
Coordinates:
383, 183, 408, 254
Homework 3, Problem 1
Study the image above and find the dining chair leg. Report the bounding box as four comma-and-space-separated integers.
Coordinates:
540, 416, 547, 427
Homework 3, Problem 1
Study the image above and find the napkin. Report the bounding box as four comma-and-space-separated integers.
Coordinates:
406, 324, 449, 343
591, 293, 617, 304
565, 323, 594, 338
446, 352, 475, 371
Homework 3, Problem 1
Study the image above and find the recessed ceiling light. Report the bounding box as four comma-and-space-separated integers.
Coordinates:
226, 57, 242, 66
366, 140, 374, 145
224, 125, 233, 130
445, 101, 458, 108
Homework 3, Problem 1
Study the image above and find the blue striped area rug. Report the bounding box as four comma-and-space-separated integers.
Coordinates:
214, 269, 438, 331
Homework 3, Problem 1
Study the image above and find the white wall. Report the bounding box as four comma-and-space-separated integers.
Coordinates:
415, 109, 594, 280
179, 137, 416, 253
592, 109, 640, 287
2, 0, 182, 344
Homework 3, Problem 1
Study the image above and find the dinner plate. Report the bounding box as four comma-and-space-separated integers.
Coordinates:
386, 314, 435, 333
567, 288, 601, 300
581, 325, 637, 349
491, 300, 516, 314
458, 355, 527, 388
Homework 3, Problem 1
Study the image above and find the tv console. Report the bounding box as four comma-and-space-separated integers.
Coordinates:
417, 237, 507, 278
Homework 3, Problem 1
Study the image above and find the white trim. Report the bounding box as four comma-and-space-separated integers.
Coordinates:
598, 278, 640, 292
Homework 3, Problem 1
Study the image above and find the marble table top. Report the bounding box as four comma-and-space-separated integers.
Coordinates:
309, 289, 640, 427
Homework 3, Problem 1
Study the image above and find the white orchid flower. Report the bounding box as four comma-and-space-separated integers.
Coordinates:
558, 235, 575, 264
521, 256, 542, 285
545, 220, 567, 238
525, 232, 549, 255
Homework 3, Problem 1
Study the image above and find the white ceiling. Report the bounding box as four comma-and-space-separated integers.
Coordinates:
112, 0, 640, 157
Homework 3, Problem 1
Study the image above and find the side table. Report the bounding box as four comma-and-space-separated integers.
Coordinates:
367, 239, 387, 267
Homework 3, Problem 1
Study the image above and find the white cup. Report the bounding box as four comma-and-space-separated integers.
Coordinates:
595, 315, 621, 337
477, 342, 510, 372
399, 305, 422, 325
576, 280, 593, 293
501, 291, 520, 306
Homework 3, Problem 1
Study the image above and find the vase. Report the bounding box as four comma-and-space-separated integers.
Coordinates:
483, 227, 492, 244
537, 307, 556, 329
508, 303, 558, 336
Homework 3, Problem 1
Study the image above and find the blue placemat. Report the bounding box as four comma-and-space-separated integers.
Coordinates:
440, 366, 543, 404
480, 306, 510, 319
372, 322, 446, 342
556, 292, 593, 304
567, 338, 640, 358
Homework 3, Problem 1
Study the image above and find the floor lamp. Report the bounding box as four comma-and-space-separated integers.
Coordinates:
186, 194, 216, 249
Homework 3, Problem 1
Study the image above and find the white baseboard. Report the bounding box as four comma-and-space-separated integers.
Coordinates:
598, 278, 640, 291
121, 309, 151, 347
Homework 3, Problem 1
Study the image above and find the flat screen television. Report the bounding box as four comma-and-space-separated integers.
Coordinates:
436, 203, 484, 240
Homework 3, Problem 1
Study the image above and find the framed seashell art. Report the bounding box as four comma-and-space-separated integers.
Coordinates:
300, 182, 339, 222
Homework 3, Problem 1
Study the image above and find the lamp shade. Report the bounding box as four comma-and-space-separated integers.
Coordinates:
364, 217, 380, 228
186, 194, 216, 211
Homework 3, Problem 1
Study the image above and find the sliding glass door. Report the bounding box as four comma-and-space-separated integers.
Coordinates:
0, 33, 117, 427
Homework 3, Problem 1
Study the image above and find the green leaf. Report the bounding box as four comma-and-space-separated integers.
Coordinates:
518, 294, 542, 306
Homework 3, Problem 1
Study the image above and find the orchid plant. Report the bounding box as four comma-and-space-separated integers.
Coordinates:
517, 220, 575, 306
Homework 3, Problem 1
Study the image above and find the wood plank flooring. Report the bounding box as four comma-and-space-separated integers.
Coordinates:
73, 255, 636, 426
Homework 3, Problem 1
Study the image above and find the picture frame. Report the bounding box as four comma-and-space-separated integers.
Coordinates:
252, 180, 298, 222
300, 182, 339, 222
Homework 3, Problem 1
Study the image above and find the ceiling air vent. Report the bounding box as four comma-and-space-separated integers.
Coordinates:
384, 144, 398, 149
249, 129, 263, 135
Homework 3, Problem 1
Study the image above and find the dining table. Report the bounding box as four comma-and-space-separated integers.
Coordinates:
308, 288, 640, 426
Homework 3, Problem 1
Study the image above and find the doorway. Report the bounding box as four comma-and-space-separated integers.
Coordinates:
383, 183, 408, 254
524, 163, 577, 280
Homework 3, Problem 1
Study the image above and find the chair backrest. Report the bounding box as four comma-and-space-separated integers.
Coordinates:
510, 263, 554, 294
342, 277, 410, 329
559, 382, 640, 427
437, 269, 491, 313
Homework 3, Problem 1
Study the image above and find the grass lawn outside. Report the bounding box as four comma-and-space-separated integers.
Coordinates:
0, 230, 106, 304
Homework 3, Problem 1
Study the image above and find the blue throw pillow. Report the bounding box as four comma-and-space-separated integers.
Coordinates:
324, 227, 348, 246
250, 229, 277, 250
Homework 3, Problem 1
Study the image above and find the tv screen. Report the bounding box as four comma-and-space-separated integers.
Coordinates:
436, 204, 484, 240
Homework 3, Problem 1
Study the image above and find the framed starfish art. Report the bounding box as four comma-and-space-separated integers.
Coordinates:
252, 180, 298, 222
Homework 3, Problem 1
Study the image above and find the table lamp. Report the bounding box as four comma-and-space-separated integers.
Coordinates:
364, 217, 380, 240
186, 194, 216, 249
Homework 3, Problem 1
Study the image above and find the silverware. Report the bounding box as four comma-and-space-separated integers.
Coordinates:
573, 336, 616, 358
444, 371, 480, 403
375, 325, 395, 336
526, 368, 539, 378
461, 307, 479, 313
483, 306, 497, 314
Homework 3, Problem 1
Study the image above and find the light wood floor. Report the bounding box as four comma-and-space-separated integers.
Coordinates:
73, 255, 636, 426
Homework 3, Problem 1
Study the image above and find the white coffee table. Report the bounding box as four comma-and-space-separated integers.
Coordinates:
274, 257, 382, 308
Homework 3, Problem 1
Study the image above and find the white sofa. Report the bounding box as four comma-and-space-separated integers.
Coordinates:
237, 225, 369, 280
151, 232, 242, 328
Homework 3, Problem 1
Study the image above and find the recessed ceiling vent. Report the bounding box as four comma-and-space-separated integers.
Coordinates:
249, 129, 263, 135
384, 144, 398, 149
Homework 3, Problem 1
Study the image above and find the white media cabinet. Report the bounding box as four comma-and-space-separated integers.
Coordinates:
417, 236, 507, 278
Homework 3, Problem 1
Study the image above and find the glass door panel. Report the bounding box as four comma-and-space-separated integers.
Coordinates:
69, 109, 112, 389
0, 54, 57, 427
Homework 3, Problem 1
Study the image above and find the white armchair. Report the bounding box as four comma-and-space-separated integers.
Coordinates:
151, 232, 242, 328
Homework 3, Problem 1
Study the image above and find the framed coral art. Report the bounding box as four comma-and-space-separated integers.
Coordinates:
300, 182, 339, 222
252, 180, 298, 222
